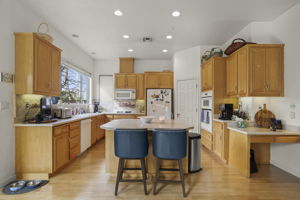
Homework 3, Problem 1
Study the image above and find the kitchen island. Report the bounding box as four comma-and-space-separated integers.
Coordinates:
101, 119, 194, 176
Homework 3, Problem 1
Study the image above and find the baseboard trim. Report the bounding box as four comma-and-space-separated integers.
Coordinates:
0, 175, 16, 187
270, 160, 300, 178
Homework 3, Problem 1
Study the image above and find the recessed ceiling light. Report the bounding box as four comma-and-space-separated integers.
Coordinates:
91, 52, 96, 55
114, 10, 123, 16
172, 11, 181, 17
72, 34, 79, 38
123, 35, 129, 39
162, 49, 168, 53
128, 49, 133, 52
166, 35, 173, 39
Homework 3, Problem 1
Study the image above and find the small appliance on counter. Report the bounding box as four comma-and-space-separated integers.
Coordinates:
53, 108, 72, 119
93, 100, 100, 113
219, 104, 233, 120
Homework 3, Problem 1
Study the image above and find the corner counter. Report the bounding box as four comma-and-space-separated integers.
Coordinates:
101, 119, 194, 177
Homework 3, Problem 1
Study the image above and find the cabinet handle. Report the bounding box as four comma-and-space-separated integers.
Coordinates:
235, 86, 238, 92
266, 84, 269, 90
48, 82, 52, 89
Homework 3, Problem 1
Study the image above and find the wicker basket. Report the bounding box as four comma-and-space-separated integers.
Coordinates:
36, 23, 54, 43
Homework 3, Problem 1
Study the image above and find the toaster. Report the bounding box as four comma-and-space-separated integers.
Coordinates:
53, 108, 72, 119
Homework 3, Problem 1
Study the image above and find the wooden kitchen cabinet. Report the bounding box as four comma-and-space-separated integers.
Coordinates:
119, 57, 134, 73
136, 74, 145, 99
14, 33, 62, 96
201, 59, 213, 91
213, 121, 229, 163
144, 72, 173, 89
53, 125, 70, 171
115, 73, 137, 89
69, 121, 81, 160
91, 117, 98, 145
226, 44, 284, 97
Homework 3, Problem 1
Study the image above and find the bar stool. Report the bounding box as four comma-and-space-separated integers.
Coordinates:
152, 129, 187, 197
114, 129, 148, 196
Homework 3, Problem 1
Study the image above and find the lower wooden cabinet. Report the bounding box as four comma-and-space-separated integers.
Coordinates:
69, 121, 81, 160
91, 115, 108, 143
53, 125, 70, 171
201, 129, 213, 151
213, 121, 229, 163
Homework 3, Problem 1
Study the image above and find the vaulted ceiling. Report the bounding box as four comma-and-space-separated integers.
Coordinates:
18, 0, 300, 59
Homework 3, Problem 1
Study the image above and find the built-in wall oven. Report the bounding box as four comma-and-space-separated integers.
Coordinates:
200, 91, 213, 133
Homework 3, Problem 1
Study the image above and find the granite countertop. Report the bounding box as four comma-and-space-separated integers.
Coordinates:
14, 112, 145, 127
101, 119, 194, 131
227, 125, 300, 136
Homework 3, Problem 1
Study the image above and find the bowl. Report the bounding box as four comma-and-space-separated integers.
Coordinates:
138, 116, 155, 124
9, 180, 26, 192
26, 180, 42, 189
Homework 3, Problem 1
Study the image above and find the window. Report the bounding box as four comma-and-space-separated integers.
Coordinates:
61, 64, 91, 103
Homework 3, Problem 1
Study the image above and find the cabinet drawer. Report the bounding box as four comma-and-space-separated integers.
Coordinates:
70, 145, 80, 160
53, 125, 69, 137
201, 129, 212, 141
274, 136, 300, 143
202, 137, 213, 150
213, 122, 223, 132
113, 115, 136, 119
70, 135, 80, 149
250, 136, 274, 143
70, 121, 80, 130
69, 128, 80, 138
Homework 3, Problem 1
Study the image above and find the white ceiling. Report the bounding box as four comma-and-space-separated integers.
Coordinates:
18, 0, 300, 59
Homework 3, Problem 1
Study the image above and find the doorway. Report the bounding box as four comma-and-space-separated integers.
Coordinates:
176, 79, 199, 133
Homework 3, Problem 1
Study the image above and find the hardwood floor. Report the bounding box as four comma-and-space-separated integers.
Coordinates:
1, 140, 300, 200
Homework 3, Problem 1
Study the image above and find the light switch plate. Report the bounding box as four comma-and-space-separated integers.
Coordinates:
0, 101, 9, 111
0, 72, 14, 83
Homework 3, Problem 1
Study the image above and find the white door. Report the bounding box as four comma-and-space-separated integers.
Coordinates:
99, 75, 114, 111
177, 79, 199, 133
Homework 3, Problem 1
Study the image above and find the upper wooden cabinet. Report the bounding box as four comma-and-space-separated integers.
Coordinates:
201, 59, 214, 91
201, 57, 226, 92
226, 44, 284, 97
144, 72, 173, 89
136, 74, 145, 99
14, 33, 62, 96
119, 57, 134, 73
115, 73, 137, 89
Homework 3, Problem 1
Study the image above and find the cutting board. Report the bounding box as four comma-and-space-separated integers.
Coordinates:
255, 104, 275, 128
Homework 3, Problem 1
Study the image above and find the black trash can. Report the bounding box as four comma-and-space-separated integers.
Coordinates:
188, 132, 202, 173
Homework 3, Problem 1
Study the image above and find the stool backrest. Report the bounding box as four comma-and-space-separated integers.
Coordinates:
152, 129, 187, 160
114, 129, 148, 159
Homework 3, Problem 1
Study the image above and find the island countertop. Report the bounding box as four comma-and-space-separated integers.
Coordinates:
101, 119, 194, 130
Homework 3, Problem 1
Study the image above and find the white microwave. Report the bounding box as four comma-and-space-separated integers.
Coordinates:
115, 89, 136, 100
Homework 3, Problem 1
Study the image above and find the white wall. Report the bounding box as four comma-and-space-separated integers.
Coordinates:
92, 59, 172, 100
0, 0, 94, 186
221, 3, 300, 177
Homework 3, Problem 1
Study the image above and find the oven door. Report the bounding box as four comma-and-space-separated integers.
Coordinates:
200, 109, 212, 132
201, 97, 212, 109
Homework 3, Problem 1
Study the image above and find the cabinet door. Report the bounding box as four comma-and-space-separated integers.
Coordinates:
265, 47, 284, 96
137, 74, 145, 99
34, 37, 52, 95
115, 74, 126, 88
160, 73, 173, 88
120, 58, 134, 73
249, 47, 266, 96
226, 53, 238, 96
237, 48, 247, 96
91, 118, 97, 144
145, 74, 160, 88
53, 132, 70, 171
50, 48, 61, 96
126, 74, 137, 88
213, 122, 223, 158
201, 61, 213, 91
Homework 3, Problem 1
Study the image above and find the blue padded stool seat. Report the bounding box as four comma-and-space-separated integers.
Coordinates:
152, 129, 187, 197
114, 128, 149, 196
152, 129, 187, 160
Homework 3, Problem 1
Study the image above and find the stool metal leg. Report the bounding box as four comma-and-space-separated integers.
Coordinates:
115, 158, 124, 196
153, 158, 160, 195
178, 159, 186, 197
140, 158, 147, 195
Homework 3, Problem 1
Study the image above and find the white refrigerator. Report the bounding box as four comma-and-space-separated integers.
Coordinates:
146, 89, 173, 119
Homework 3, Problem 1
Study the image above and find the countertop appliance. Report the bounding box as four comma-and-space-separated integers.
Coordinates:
115, 89, 136, 100
80, 119, 92, 153
219, 104, 233, 120
200, 91, 212, 132
146, 88, 173, 119
38, 97, 53, 121
53, 108, 72, 119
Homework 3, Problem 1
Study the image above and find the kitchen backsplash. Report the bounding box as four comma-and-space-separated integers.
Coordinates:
15, 94, 43, 122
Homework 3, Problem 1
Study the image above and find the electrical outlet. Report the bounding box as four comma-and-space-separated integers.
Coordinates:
0, 72, 14, 83
0, 101, 10, 111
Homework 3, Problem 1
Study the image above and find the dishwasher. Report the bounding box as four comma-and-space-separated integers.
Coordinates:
81, 119, 92, 153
